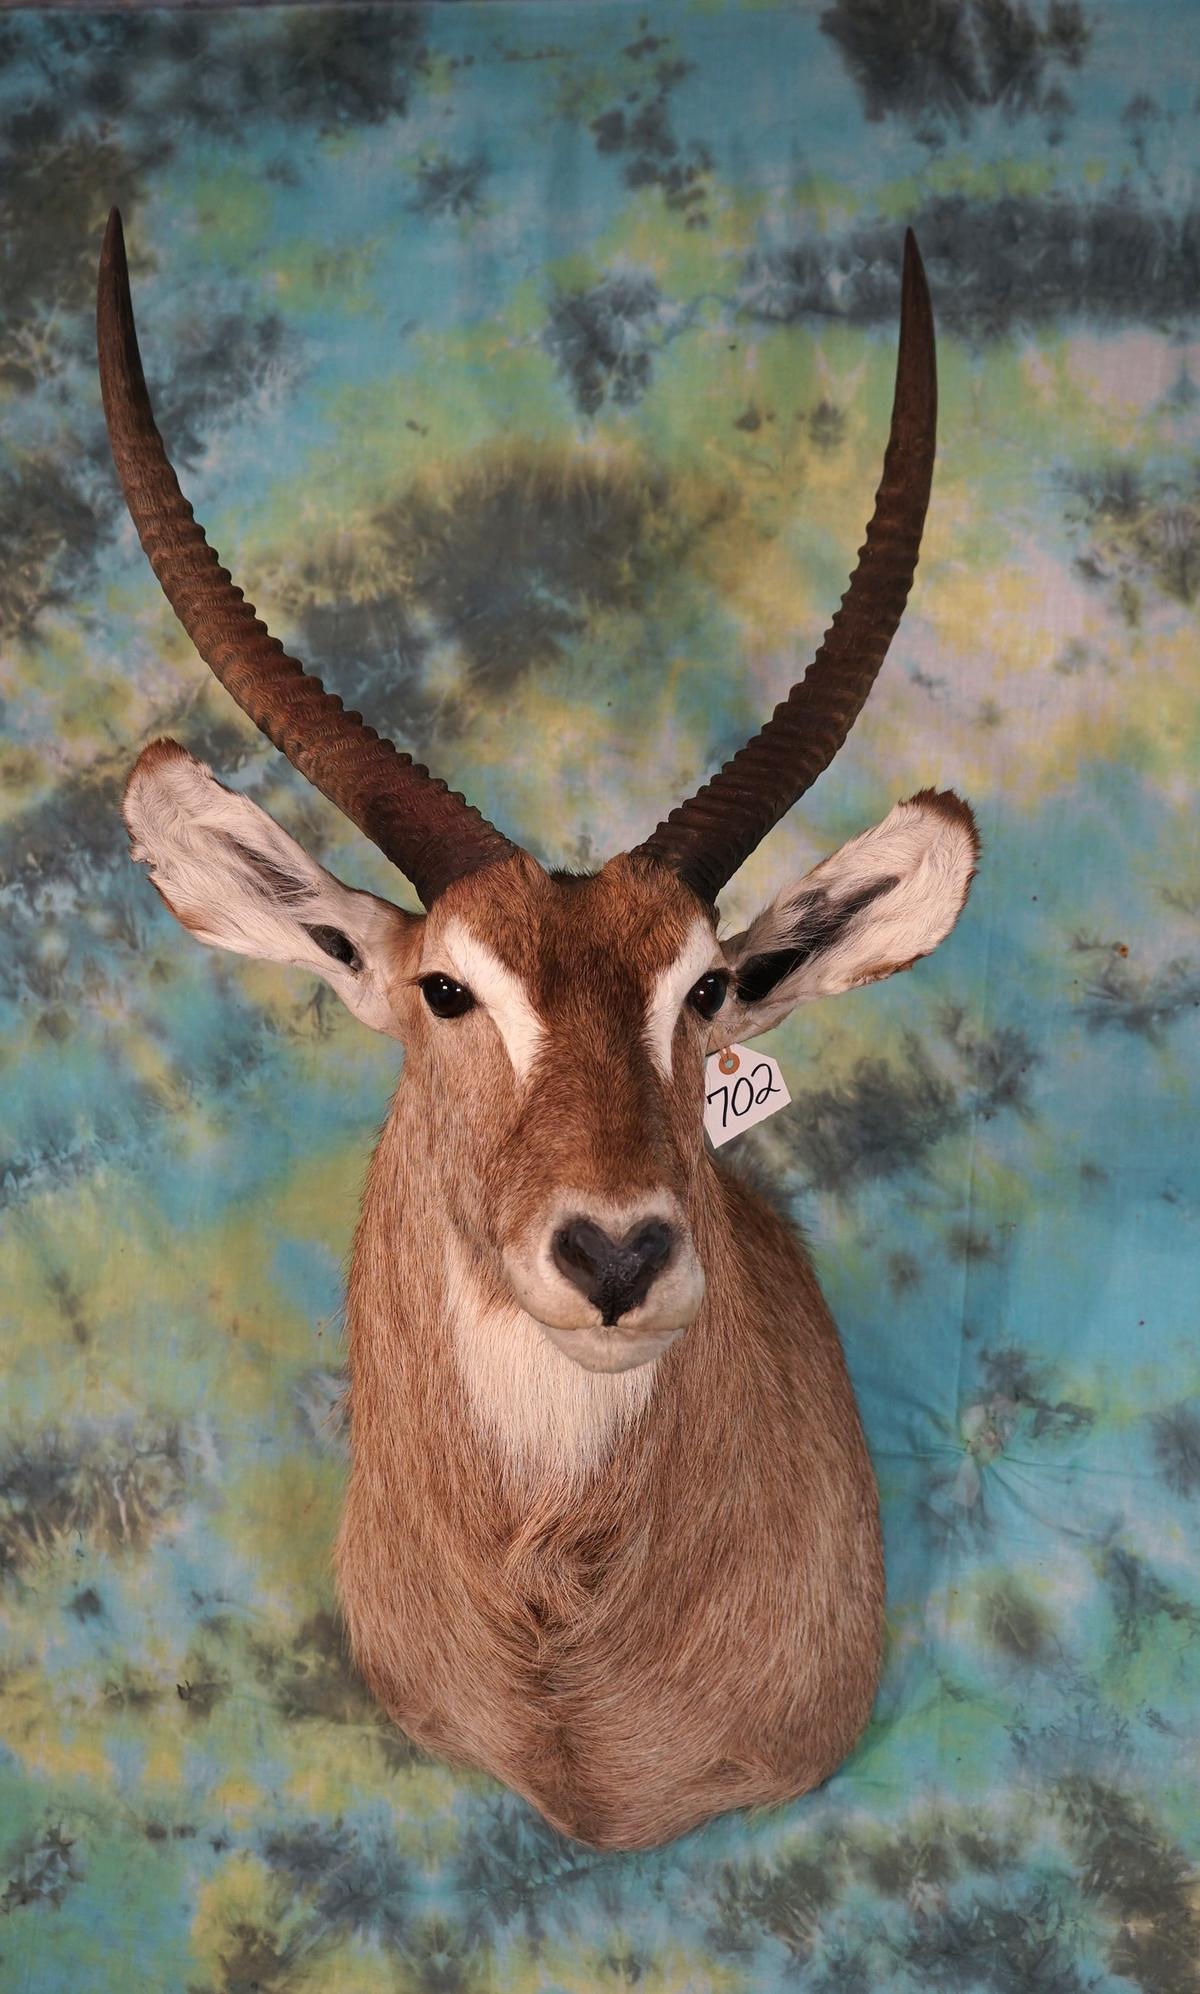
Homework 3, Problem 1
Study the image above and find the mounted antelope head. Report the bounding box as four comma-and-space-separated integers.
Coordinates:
98, 210, 977, 1847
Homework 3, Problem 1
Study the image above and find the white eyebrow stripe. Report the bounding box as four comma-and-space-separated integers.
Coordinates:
643, 921, 722, 1079
439, 917, 545, 1083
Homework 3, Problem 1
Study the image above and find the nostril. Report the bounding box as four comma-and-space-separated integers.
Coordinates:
626, 1221, 674, 1281
552, 1219, 614, 1292
551, 1215, 678, 1325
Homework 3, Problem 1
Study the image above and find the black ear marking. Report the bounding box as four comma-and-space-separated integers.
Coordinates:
224, 834, 309, 902
735, 874, 898, 1004
303, 924, 362, 973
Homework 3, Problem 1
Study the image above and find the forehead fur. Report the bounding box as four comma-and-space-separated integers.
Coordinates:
427, 851, 716, 1001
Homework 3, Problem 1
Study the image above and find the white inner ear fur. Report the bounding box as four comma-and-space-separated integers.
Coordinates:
435, 917, 545, 1083
123, 740, 412, 1036
644, 920, 722, 1078
718, 790, 978, 1044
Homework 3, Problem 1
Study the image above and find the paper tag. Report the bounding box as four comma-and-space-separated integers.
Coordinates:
703, 1043, 791, 1148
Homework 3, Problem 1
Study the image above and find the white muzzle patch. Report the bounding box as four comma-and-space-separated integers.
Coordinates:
503, 1190, 705, 1373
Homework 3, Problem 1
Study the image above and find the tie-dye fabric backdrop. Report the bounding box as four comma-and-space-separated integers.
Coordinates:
2, 2, 1198, 1988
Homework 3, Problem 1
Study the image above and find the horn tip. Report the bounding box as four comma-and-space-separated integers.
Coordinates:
102, 207, 126, 260
901, 227, 929, 295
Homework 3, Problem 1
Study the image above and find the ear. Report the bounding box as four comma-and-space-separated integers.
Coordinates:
123, 739, 420, 1036
715, 790, 979, 1046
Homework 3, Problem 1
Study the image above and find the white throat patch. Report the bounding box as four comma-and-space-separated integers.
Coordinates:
445, 1240, 658, 1484
437, 917, 545, 1082
643, 920, 721, 1078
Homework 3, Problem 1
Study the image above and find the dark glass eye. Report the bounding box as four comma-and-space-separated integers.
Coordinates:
420, 974, 476, 1019
687, 971, 728, 1020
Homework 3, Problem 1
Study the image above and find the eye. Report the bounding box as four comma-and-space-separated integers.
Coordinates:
420, 973, 476, 1019
686, 970, 728, 1020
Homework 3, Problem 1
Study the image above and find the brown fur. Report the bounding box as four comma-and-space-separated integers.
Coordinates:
335, 852, 883, 1849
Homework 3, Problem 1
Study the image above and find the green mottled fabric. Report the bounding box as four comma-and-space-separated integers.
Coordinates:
2, 4, 1198, 1989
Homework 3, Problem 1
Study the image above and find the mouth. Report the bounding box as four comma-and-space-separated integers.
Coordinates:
535, 1317, 685, 1373
504, 1253, 704, 1370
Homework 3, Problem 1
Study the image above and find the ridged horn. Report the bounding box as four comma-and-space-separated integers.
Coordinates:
97, 208, 519, 907
631, 230, 937, 903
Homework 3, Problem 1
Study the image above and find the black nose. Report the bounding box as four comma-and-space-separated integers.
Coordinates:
552, 1217, 676, 1326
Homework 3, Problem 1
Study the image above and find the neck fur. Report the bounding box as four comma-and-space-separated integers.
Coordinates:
442, 1234, 659, 1485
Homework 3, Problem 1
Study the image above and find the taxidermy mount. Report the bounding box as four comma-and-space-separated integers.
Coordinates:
97, 209, 976, 1850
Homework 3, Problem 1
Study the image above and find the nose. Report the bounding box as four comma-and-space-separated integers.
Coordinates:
552, 1217, 677, 1326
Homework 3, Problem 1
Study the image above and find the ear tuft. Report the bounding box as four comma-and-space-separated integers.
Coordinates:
123, 738, 216, 867
904, 787, 980, 863
893, 787, 980, 923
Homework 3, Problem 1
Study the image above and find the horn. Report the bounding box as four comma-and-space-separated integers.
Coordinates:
97, 208, 518, 907
631, 230, 937, 903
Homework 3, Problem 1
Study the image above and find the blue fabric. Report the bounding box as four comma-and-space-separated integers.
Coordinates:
1, 4, 1198, 1988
